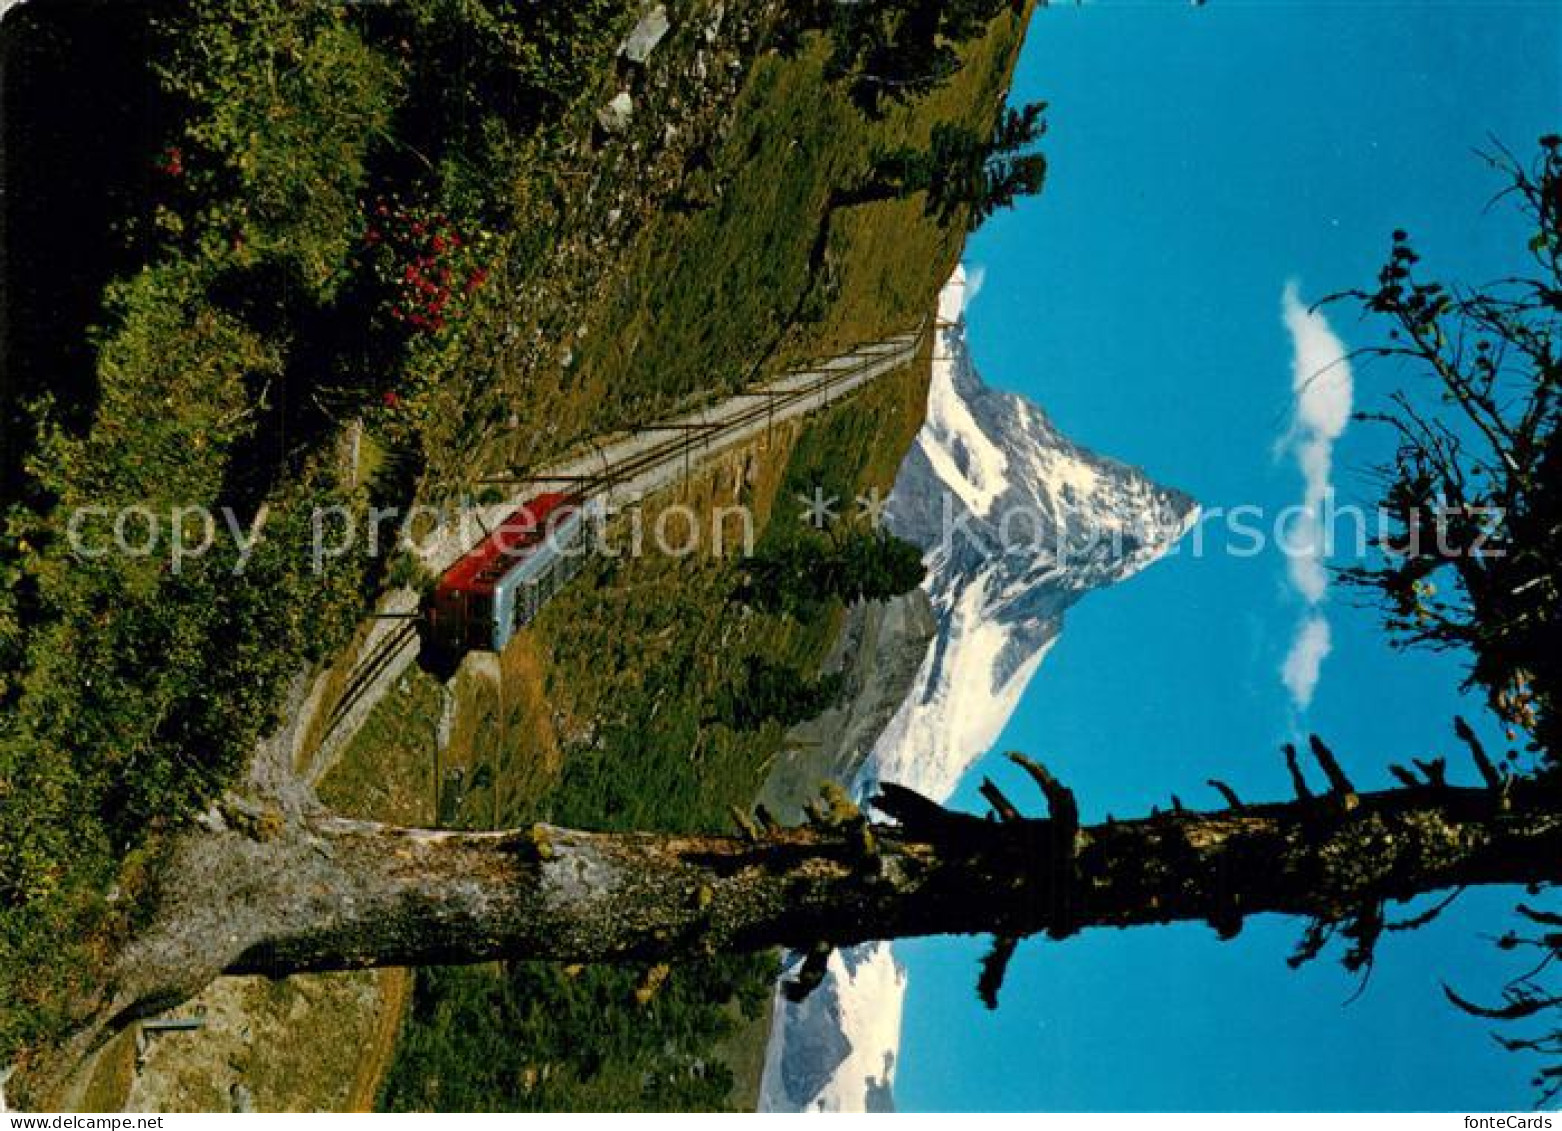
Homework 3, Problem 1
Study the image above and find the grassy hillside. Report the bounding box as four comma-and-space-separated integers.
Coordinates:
0, 0, 655, 1065
335, 322, 933, 1112
321, 13, 1031, 1114
2, 0, 1035, 1106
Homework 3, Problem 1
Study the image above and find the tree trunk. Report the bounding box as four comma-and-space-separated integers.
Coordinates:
22, 770, 1557, 1107
106, 776, 1562, 1011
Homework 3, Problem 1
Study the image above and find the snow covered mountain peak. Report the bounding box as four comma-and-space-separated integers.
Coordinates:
759, 268, 1197, 1113
871, 277, 1198, 801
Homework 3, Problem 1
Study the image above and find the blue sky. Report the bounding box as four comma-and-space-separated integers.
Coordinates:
897, 1, 1560, 1112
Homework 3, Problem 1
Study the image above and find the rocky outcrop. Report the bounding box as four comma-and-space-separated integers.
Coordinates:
760, 592, 938, 824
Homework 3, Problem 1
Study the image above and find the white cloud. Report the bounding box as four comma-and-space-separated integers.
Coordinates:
963, 263, 987, 311
1278, 281, 1353, 709
1281, 614, 1332, 711
1284, 503, 1328, 604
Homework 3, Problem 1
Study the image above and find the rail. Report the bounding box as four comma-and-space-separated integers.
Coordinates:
306, 323, 928, 773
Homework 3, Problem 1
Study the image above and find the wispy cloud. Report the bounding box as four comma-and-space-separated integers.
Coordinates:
1281, 614, 1333, 711
963, 264, 987, 312
1279, 281, 1353, 709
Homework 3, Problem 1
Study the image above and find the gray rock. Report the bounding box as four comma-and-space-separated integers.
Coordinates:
620, 5, 670, 64
596, 91, 634, 134
770, 975, 853, 1110
758, 591, 937, 823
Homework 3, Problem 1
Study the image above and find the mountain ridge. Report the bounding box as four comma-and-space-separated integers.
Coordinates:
759, 266, 1198, 1112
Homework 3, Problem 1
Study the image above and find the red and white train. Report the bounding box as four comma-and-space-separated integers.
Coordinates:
426, 492, 590, 655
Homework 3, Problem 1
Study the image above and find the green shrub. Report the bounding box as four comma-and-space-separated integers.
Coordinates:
158, 0, 401, 296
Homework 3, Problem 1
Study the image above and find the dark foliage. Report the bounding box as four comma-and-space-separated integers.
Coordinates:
380, 953, 775, 1112
712, 657, 846, 731
806, 0, 1025, 114
845, 100, 1048, 228
1331, 136, 1562, 762
740, 526, 927, 615
1320, 143, 1562, 1099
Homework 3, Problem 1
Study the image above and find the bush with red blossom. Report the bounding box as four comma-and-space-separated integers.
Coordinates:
361, 197, 495, 338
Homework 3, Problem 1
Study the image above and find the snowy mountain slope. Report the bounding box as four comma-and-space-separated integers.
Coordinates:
759, 943, 905, 1113
758, 267, 1198, 1112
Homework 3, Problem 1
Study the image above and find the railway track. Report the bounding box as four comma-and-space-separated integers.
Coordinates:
305, 325, 928, 779
319, 621, 418, 744
477, 326, 924, 508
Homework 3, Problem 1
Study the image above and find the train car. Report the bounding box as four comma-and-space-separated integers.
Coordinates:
427, 492, 590, 655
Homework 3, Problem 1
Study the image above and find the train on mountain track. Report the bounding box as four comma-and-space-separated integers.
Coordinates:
427, 492, 590, 655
